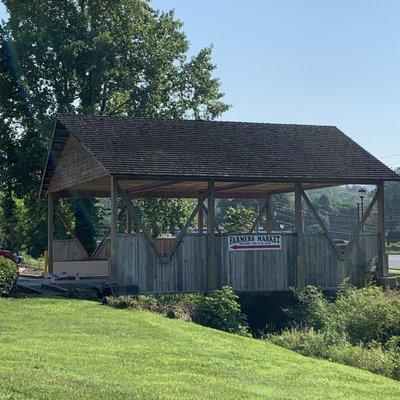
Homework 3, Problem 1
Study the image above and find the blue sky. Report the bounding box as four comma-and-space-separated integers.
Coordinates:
1, 1, 400, 166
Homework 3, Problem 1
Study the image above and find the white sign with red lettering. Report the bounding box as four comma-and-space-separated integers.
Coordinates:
228, 234, 282, 251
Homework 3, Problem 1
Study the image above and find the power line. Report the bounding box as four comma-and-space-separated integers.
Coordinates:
379, 153, 400, 159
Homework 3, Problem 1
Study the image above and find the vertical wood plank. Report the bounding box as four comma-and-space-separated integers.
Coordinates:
110, 176, 118, 283
198, 197, 204, 234
266, 194, 273, 233
48, 193, 54, 274
377, 182, 388, 277
207, 182, 216, 291
126, 195, 133, 234
294, 183, 305, 287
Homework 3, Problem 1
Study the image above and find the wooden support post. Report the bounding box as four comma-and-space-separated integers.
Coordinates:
47, 193, 54, 274
377, 182, 388, 277
198, 197, 204, 234
294, 183, 305, 287
207, 182, 216, 291
266, 194, 273, 233
110, 176, 119, 283
125, 195, 133, 234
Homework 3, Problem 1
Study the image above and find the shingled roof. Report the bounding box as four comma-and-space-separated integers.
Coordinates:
40, 115, 399, 196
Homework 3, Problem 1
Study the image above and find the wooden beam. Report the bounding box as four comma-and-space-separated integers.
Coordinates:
110, 176, 118, 283
344, 188, 380, 259
198, 197, 204, 234
125, 195, 133, 234
47, 194, 54, 274
202, 204, 222, 234
167, 203, 201, 259
207, 182, 216, 291
213, 182, 265, 193
130, 205, 165, 259
301, 190, 342, 257
91, 203, 127, 259
377, 182, 388, 277
127, 180, 183, 195
294, 183, 305, 287
249, 201, 268, 234
52, 183, 338, 199
55, 206, 89, 259
266, 194, 273, 233
294, 184, 303, 234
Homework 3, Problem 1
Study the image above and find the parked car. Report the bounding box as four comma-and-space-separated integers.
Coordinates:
0, 247, 23, 264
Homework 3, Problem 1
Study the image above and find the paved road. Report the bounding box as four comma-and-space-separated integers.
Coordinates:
389, 255, 400, 269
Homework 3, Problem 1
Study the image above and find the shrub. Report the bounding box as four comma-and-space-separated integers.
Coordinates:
285, 282, 400, 345
265, 282, 400, 380
285, 285, 330, 330
158, 294, 200, 322
266, 328, 400, 380
0, 257, 18, 296
103, 295, 157, 311
193, 286, 250, 336
327, 342, 400, 380
104, 287, 249, 336
330, 282, 400, 344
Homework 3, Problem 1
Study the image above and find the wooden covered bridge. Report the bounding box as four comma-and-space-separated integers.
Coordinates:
40, 115, 400, 293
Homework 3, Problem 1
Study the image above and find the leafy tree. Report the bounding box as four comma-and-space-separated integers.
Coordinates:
315, 194, 337, 215
132, 198, 195, 237
223, 204, 257, 234
0, 0, 229, 255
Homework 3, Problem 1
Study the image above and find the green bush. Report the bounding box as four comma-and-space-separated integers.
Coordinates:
285, 285, 330, 330
0, 257, 18, 296
104, 287, 249, 336
284, 282, 400, 345
103, 295, 157, 311
265, 283, 400, 380
193, 286, 250, 336
330, 283, 400, 344
267, 328, 400, 380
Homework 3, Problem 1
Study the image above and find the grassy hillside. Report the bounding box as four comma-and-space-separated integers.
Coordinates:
0, 298, 399, 400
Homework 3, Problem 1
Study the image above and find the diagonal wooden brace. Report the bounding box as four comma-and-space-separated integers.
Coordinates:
300, 190, 342, 257
166, 203, 200, 260
248, 200, 268, 234
55, 205, 89, 259
344, 188, 380, 259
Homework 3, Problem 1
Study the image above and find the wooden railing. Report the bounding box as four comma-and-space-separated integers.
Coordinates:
115, 233, 380, 293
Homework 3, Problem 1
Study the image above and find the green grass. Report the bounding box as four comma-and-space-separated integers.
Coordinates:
20, 252, 45, 269
0, 298, 399, 400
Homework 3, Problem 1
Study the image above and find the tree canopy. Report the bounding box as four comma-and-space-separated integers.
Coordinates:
0, 0, 229, 256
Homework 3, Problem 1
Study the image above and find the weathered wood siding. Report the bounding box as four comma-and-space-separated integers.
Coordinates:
96, 239, 111, 260
116, 234, 208, 292
217, 234, 297, 291
53, 239, 87, 262
302, 234, 379, 287
156, 238, 176, 255
48, 135, 108, 193
56, 233, 380, 293
53, 239, 110, 261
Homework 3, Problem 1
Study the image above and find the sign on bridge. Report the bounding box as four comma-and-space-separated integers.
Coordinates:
228, 234, 282, 251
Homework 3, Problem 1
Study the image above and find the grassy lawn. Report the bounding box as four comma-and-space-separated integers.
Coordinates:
1, 298, 400, 399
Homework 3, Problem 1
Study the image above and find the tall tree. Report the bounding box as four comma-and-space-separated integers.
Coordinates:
0, 0, 229, 255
